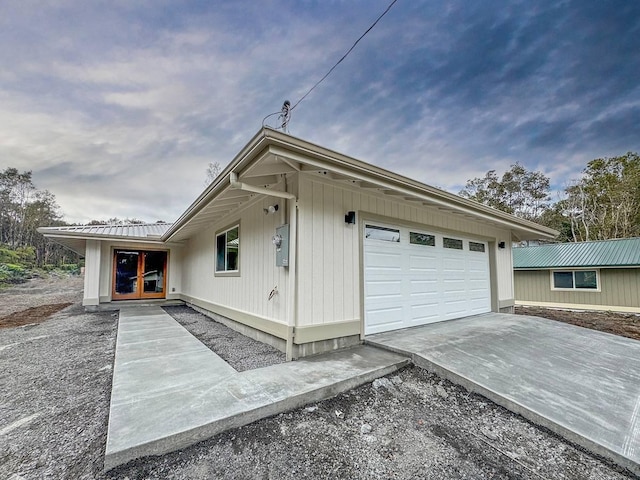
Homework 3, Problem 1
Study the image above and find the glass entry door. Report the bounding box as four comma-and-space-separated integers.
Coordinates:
113, 250, 167, 300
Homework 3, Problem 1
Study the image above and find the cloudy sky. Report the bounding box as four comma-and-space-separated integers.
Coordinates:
1, 1, 638, 224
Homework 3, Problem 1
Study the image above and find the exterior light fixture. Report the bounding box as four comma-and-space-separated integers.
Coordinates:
345, 211, 356, 224
264, 204, 279, 215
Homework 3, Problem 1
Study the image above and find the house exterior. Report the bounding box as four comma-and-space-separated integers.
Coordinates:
40, 127, 556, 359
513, 238, 640, 314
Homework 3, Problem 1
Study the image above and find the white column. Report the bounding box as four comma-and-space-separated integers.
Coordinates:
82, 240, 102, 306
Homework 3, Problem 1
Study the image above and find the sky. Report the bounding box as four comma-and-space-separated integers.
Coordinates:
1, 0, 639, 224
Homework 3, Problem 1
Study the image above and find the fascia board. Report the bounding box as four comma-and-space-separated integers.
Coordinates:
262, 130, 557, 238
163, 126, 558, 242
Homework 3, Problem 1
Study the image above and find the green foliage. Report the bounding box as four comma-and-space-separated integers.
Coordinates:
59, 263, 81, 274
0, 263, 30, 285
564, 152, 640, 241
459, 163, 551, 221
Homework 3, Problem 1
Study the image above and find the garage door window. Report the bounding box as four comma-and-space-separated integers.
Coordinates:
443, 237, 463, 249
365, 225, 400, 242
552, 270, 598, 290
410, 232, 435, 246
469, 241, 486, 252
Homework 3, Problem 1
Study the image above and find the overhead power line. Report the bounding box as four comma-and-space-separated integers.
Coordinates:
291, 0, 400, 111
263, 0, 400, 129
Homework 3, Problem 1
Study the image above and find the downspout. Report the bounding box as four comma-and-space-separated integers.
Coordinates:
229, 172, 298, 361
285, 195, 298, 361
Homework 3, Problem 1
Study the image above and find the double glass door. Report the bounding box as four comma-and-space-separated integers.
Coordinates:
113, 250, 167, 300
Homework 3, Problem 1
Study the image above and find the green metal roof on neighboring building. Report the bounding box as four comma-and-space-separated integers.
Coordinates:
513, 237, 640, 269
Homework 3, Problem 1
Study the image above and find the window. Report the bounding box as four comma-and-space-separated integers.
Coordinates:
410, 232, 435, 246
469, 241, 486, 252
552, 270, 598, 290
216, 225, 239, 273
443, 237, 463, 250
365, 225, 400, 242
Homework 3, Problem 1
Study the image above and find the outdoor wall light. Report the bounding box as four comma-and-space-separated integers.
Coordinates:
498, 241, 506, 249
345, 211, 356, 224
264, 204, 279, 215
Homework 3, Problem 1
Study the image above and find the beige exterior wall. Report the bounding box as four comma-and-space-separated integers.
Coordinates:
93, 240, 182, 303
179, 196, 291, 332
514, 268, 640, 312
296, 173, 515, 329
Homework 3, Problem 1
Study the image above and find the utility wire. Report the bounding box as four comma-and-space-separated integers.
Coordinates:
290, 0, 400, 112
263, 0, 400, 129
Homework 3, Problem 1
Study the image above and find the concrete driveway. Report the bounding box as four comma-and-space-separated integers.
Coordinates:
366, 312, 640, 476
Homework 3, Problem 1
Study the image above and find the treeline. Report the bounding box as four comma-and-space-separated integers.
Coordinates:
0, 167, 78, 272
459, 152, 640, 242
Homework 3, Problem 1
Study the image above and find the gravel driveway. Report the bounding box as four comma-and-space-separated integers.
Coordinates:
0, 276, 636, 479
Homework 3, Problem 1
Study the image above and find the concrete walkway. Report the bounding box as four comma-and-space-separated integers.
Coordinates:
104, 306, 409, 470
366, 313, 640, 476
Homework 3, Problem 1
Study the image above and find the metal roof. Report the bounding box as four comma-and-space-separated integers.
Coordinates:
39, 223, 173, 239
513, 237, 640, 269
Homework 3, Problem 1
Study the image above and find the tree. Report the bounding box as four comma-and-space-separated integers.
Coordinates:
205, 161, 222, 187
564, 152, 640, 241
0, 168, 35, 248
459, 163, 551, 221
0, 167, 75, 267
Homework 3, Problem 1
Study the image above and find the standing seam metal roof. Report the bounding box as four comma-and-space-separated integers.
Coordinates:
513, 237, 640, 269
38, 223, 173, 238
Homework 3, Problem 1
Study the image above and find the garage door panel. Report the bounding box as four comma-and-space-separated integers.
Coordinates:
365, 306, 404, 333
364, 225, 491, 335
408, 305, 440, 324
365, 279, 402, 297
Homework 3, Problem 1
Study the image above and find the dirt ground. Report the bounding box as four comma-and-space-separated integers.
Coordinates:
1, 276, 638, 479
516, 306, 640, 341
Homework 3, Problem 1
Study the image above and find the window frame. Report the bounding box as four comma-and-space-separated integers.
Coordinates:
443, 237, 463, 250
409, 231, 436, 247
550, 269, 600, 292
215, 223, 240, 277
468, 241, 486, 253
364, 224, 401, 243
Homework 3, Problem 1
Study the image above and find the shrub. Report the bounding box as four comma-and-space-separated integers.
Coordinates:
59, 264, 80, 275
0, 263, 30, 285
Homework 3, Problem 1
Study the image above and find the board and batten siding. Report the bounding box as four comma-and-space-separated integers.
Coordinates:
514, 268, 640, 311
296, 173, 514, 328
180, 198, 290, 326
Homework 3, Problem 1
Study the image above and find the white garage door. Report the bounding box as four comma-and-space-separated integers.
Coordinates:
364, 223, 491, 335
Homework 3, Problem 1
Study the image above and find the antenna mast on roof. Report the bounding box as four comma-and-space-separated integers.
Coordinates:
262, 100, 291, 133
278, 100, 291, 132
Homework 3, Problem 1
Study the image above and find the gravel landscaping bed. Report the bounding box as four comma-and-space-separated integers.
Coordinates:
163, 305, 285, 371
1, 276, 637, 479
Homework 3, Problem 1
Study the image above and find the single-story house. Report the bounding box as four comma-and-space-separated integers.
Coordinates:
39, 127, 556, 359
513, 237, 640, 314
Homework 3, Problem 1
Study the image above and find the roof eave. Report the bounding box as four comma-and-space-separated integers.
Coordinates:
163, 127, 558, 242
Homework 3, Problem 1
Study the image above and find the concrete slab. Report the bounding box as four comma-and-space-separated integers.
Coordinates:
105, 307, 409, 470
366, 313, 640, 476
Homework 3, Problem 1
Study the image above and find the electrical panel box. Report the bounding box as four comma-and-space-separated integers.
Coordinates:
274, 224, 290, 267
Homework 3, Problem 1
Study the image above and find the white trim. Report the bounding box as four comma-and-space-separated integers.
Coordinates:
550, 269, 600, 292
214, 223, 240, 275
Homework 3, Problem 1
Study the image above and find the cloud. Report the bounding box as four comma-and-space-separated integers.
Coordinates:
0, 0, 638, 224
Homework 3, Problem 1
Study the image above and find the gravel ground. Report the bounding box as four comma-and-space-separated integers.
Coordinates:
0, 274, 84, 317
1, 276, 637, 479
163, 305, 285, 371
516, 305, 640, 341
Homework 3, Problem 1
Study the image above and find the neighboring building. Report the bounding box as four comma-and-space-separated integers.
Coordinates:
39, 127, 556, 359
513, 238, 640, 314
